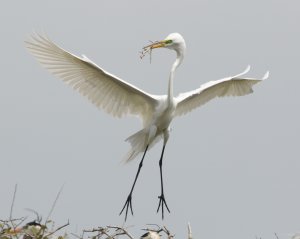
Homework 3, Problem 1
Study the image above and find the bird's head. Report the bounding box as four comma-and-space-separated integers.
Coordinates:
142, 33, 186, 57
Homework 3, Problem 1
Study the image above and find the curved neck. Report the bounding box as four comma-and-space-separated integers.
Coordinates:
168, 50, 184, 103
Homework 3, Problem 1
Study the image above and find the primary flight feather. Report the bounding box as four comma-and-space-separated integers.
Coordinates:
25, 32, 268, 221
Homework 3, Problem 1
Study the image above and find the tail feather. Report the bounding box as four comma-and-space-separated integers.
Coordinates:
123, 129, 147, 163
123, 129, 162, 163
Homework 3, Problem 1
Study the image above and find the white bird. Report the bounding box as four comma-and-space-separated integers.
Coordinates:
140, 230, 161, 239
6, 221, 43, 237
25, 32, 268, 221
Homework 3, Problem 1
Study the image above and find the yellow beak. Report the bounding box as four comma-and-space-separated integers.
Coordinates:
144, 40, 166, 50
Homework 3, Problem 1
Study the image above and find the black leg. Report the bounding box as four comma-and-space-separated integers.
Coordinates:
119, 145, 149, 221
157, 144, 170, 219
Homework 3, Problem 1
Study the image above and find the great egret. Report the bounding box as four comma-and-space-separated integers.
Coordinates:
25, 32, 268, 221
6, 221, 43, 235
140, 230, 161, 239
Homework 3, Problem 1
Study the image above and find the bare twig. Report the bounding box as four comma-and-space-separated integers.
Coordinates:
101, 228, 113, 239
163, 226, 174, 239
275, 233, 280, 239
140, 40, 159, 63
71, 232, 83, 239
25, 208, 42, 223
9, 184, 18, 222
83, 227, 112, 239
14, 216, 27, 229
0, 218, 26, 224
45, 184, 64, 223
142, 224, 163, 232
107, 226, 134, 239
83, 227, 109, 233
44, 220, 69, 237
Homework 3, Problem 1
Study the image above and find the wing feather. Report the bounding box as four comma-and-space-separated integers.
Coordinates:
175, 66, 268, 117
25, 33, 158, 122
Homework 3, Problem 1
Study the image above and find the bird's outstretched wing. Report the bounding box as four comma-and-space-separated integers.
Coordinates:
174, 66, 269, 117
25, 33, 158, 122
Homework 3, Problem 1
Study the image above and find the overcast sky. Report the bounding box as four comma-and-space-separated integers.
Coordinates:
1, 1, 300, 239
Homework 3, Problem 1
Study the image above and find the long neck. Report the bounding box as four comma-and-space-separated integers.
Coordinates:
168, 50, 184, 103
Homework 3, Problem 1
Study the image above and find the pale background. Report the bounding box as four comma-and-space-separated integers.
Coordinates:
1, 1, 299, 239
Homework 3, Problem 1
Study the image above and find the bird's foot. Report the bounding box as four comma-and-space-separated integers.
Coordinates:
157, 193, 170, 219
119, 193, 134, 221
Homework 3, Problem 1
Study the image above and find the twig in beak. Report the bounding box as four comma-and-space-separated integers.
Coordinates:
140, 40, 159, 63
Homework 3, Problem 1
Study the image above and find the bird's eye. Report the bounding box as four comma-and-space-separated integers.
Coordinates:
165, 40, 173, 44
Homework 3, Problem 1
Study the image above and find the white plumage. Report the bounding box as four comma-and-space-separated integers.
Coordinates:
25, 32, 268, 220
175, 65, 269, 116
140, 231, 161, 239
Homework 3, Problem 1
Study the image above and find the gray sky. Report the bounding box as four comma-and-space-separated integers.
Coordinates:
1, 0, 300, 238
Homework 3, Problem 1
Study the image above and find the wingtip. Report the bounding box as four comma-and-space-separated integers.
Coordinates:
244, 65, 251, 74
187, 222, 192, 239
24, 31, 43, 44
233, 65, 251, 78
262, 71, 269, 80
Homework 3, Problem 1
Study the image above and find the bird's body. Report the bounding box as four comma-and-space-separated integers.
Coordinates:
5, 221, 43, 237
140, 231, 161, 239
125, 93, 174, 161
25, 32, 268, 220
